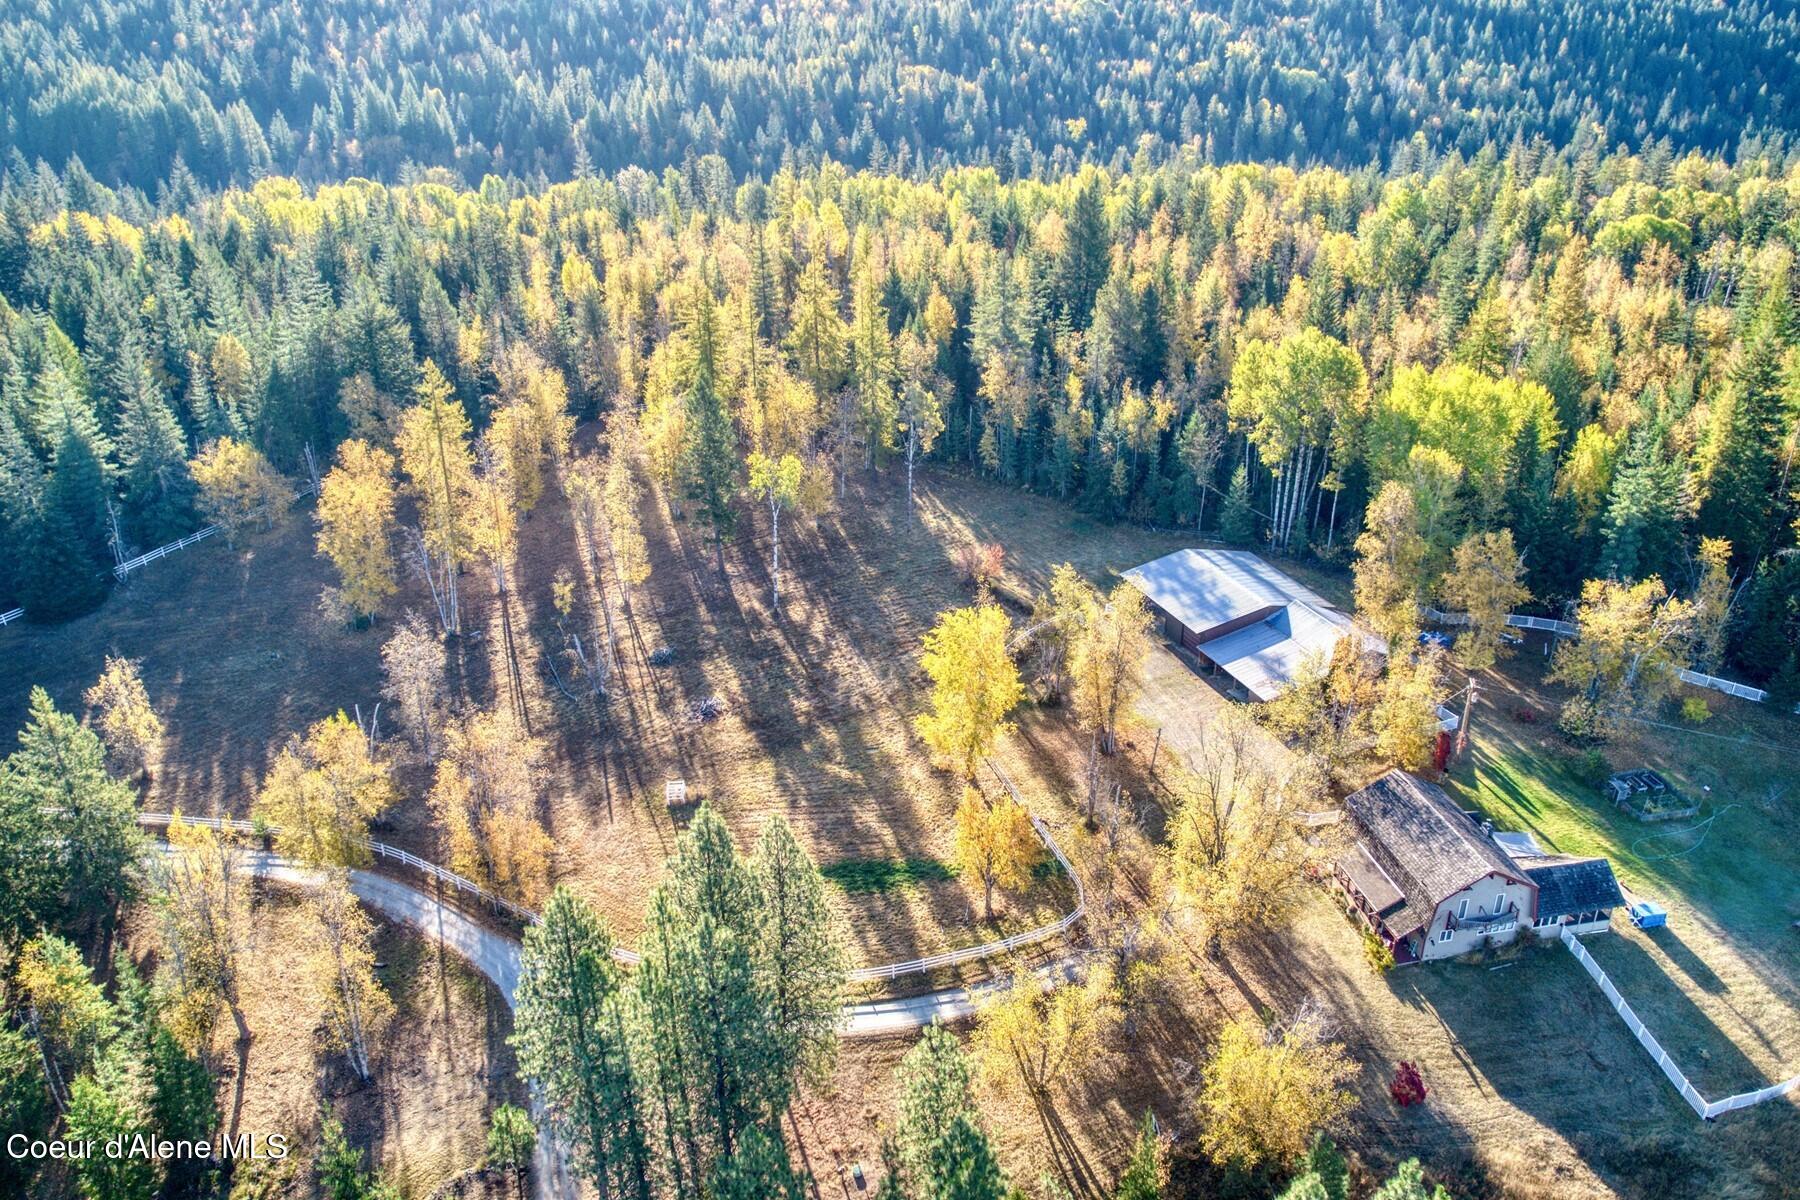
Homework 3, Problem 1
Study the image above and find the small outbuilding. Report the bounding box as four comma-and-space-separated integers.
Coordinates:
1122, 548, 1383, 701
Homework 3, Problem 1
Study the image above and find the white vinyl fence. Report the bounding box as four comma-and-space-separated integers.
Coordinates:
140, 763, 1089, 987
849, 759, 1087, 983
1422, 607, 1796, 712
114, 481, 317, 580
2, 482, 318, 628
1560, 927, 1800, 1119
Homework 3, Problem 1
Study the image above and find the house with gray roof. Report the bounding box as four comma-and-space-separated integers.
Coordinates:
1122, 548, 1383, 701
1334, 770, 1623, 963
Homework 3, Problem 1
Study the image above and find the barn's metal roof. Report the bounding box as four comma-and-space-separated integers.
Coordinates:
1122, 549, 1334, 633
1197, 600, 1358, 701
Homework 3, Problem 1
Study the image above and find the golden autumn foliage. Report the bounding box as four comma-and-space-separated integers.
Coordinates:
915, 604, 1024, 780
83, 654, 163, 777
315, 438, 400, 620
971, 963, 1118, 1099
252, 712, 395, 868
1197, 1013, 1358, 1170
303, 875, 394, 1080
189, 437, 289, 545
1440, 529, 1531, 671
952, 787, 1042, 923
429, 709, 553, 906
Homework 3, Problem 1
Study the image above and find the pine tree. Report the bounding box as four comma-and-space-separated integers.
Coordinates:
116, 383, 196, 546
751, 816, 848, 1084
21, 412, 115, 620
849, 259, 898, 468
682, 286, 740, 569
1059, 169, 1111, 329
1220, 460, 1257, 545
1698, 283, 1790, 564
707, 1123, 808, 1200
635, 806, 787, 1168
511, 887, 654, 1200
4, 687, 141, 930
1113, 1113, 1165, 1200
65, 1039, 162, 1200
1599, 428, 1683, 583
879, 1027, 1008, 1200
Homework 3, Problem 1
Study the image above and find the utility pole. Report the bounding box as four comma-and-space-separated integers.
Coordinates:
1455, 677, 1478, 759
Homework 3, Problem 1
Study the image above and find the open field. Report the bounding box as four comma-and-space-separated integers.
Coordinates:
8, 461, 1797, 1198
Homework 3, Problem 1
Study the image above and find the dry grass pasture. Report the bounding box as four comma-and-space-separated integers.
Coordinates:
6, 458, 1797, 1199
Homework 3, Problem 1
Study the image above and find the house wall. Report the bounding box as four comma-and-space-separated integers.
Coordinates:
1419, 872, 1537, 961
1530, 910, 1616, 938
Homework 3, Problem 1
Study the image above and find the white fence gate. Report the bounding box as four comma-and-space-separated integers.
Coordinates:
1560, 927, 1800, 1119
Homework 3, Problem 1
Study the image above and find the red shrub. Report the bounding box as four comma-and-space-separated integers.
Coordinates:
1390, 1060, 1428, 1108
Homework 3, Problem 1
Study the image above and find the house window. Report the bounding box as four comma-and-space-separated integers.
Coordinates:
1457, 899, 1468, 920
1439, 928, 1454, 944
1494, 892, 1504, 913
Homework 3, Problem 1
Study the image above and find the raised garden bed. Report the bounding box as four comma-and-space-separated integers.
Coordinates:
1606, 769, 1701, 822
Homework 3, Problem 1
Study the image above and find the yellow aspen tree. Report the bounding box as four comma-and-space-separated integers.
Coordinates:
1687, 537, 1734, 673
252, 712, 396, 868
915, 604, 1025, 780
1165, 739, 1313, 954
304, 874, 394, 1081
1068, 581, 1155, 820
1197, 1013, 1358, 1170
1353, 480, 1427, 648
470, 450, 529, 724
189, 437, 289, 545
747, 450, 805, 612
952, 786, 1042, 922
153, 814, 254, 1057
1372, 645, 1448, 772
315, 438, 400, 621
429, 710, 553, 906
396, 360, 477, 634
971, 963, 1117, 1099
83, 654, 163, 778
1440, 529, 1530, 671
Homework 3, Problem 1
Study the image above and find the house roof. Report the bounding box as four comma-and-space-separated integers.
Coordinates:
1516, 855, 1625, 919
1122, 549, 1335, 634
1340, 843, 1406, 917
1343, 770, 1525, 937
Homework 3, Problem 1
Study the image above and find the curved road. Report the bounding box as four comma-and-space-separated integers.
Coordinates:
218, 851, 1085, 1198
241, 851, 1066, 1035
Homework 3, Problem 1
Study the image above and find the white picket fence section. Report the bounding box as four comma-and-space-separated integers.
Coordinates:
139, 763, 1089, 987
1422, 606, 1795, 711
138, 811, 541, 925
849, 758, 1087, 983
114, 481, 317, 580
1560, 927, 1799, 1119
0, 606, 21, 626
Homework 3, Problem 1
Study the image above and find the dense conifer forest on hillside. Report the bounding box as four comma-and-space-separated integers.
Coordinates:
3, 5, 1800, 1196
4, 139, 1798, 690
4, 0, 1798, 190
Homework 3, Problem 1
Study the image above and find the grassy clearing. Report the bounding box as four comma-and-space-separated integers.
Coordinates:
822, 857, 958, 893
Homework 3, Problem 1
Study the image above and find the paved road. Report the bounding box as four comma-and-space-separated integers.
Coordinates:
235, 850, 1082, 1195
241, 850, 1070, 1036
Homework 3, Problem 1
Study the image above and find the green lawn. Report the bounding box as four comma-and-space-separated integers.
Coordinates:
1441, 654, 1800, 1097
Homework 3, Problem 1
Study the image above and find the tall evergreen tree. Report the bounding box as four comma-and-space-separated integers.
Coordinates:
2, 687, 142, 930
511, 887, 654, 1200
